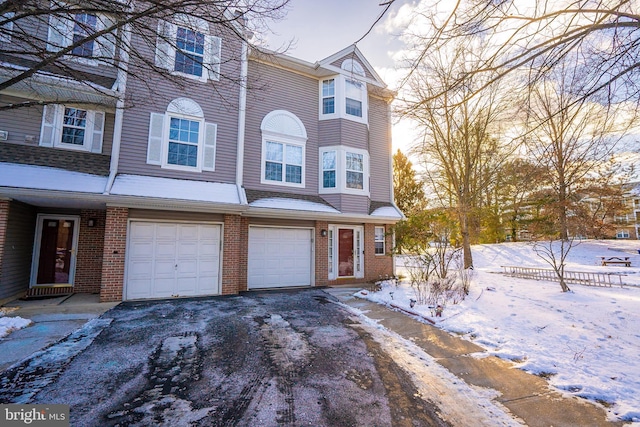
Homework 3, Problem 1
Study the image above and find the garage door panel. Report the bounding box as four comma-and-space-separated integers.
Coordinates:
248, 227, 312, 289
126, 222, 221, 300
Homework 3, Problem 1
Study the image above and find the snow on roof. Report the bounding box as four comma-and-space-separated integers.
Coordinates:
249, 197, 340, 213
0, 162, 107, 193
110, 174, 241, 205
370, 206, 403, 219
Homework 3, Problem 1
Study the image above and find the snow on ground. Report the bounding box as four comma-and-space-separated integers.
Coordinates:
0, 316, 32, 338
362, 240, 640, 424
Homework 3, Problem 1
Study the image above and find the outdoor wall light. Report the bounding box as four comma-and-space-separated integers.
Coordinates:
88, 218, 97, 227
320, 229, 328, 237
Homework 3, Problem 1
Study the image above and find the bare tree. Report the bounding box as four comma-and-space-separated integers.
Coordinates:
0, 0, 290, 110
394, 0, 640, 106
532, 237, 578, 292
400, 43, 514, 269
524, 58, 632, 240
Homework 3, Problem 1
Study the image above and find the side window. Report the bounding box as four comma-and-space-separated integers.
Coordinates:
0, 12, 14, 43
260, 110, 307, 188
146, 98, 217, 172
374, 226, 385, 255
322, 79, 335, 114
47, 7, 116, 63
156, 16, 222, 82
322, 150, 336, 189
346, 151, 364, 189
39, 104, 105, 153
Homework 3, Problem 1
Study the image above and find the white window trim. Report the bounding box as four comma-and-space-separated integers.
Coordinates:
374, 226, 385, 255
146, 98, 216, 172
155, 15, 221, 83
0, 12, 14, 43
260, 137, 306, 188
46, 6, 117, 66
319, 146, 370, 196
39, 104, 105, 153
319, 74, 368, 125
616, 230, 630, 238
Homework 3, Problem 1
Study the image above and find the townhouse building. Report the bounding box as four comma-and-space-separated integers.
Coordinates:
0, 5, 402, 303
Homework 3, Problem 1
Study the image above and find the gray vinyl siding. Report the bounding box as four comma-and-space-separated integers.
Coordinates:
320, 194, 368, 214
244, 60, 319, 195
128, 209, 224, 223
0, 201, 36, 301
368, 96, 392, 202
0, 95, 115, 156
318, 119, 368, 150
117, 18, 241, 184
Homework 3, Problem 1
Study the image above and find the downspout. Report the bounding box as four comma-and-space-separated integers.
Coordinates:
104, 21, 131, 194
235, 34, 249, 205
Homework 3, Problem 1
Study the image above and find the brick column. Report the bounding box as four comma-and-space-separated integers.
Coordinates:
75, 209, 106, 293
364, 223, 393, 282
222, 214, 247, 294
0, 200, 9, 284
315, 221, 329, 287
100, 207, 128, 302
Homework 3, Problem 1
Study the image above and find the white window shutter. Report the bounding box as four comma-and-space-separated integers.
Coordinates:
47, 14, 72, 52
205, 35, 221, 81
147, 113, 165, 165
155, 20, 176, 71
95, 14, 116, 62
90, 111, 105, 153
39, 104, 60, 147
203, 122, 217, 171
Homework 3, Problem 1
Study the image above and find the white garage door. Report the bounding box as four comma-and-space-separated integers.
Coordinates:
126, 222, 221, 300
248, 227, 313, 289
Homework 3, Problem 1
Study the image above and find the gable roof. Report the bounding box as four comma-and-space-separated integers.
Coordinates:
317, 44, 384, 86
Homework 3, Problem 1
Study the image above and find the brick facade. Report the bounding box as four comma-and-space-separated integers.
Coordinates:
74, 209, 106, 293
100, 206, 128, 302
364, 223, 394, 282
0, 200, 8, 287
221, 214, 247, 294
315, 221, 329, 287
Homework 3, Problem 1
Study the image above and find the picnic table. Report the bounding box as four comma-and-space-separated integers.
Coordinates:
600, 256, 631, 267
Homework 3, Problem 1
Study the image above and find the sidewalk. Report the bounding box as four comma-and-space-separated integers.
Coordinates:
325, 287, 623, 427
0, 293, 119, 372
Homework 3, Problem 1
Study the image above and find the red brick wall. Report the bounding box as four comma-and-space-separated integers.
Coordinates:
74, 209, 106, 293
364, 223, 394, 282
100, 207, 128, 302
0, 200, 8, 285
222, 214, 247, 294
315, 221, 329, 287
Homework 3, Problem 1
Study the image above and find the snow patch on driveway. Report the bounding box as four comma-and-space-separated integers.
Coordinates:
261, 314, 311, 373
0, 318, 112, 404
0, 316, 32, 338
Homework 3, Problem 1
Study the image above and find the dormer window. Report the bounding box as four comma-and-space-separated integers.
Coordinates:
319, 59, 367, 124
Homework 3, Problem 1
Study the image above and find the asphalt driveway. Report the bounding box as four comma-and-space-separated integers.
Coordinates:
0, 289, 448, 427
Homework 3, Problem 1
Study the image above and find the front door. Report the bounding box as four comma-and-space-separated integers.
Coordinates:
32, 215, 79, 286
338, 228, 354, 277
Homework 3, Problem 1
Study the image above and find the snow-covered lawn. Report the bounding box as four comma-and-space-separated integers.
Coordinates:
361, 240, 640, 423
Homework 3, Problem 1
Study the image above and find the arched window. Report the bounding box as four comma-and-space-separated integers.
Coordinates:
260, 110, 307, 187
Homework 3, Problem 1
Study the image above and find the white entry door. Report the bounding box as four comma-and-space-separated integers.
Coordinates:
125, 222, 221, 300
248, 227, 313, 289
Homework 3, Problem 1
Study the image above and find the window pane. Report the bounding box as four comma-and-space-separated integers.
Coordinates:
168, 117, 199, 167
375, 227, 385, 241
323, 170, 336, 188
346, 152, 363, 171
266, 141, 283, 162
174, 27, 204, 77
322, 97, 335, 114
167, 142, 198, 166
346, 98, 362, 117
286, 145, 303, 165
265, 161, 282, 181
170, 118, 199, 144
322, 151, 336, 170
345, 79, 362, 100
322, 79, 335, 96
286, 164, 302, 183
375, 241, 385, 255
346, 171, 363, 189
61, 127, 85, 145
61, 108, 88, 145
72, 13, 96, 57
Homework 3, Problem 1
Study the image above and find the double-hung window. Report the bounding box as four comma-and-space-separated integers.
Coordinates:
156, 15, 221, 82
260, 110, 307, 188
374, 226, 385, 255
319, 59, 368, 124
345, 79, 363, 118
146, 98, 217, 172
39, 104, 105, 152
47, 6, 116, 64
319, 146, 369, 195
322, 79, 335, 114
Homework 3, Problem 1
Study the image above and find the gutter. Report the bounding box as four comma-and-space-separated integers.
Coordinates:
235, 27, 249, 206
104, 21, 132, 194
